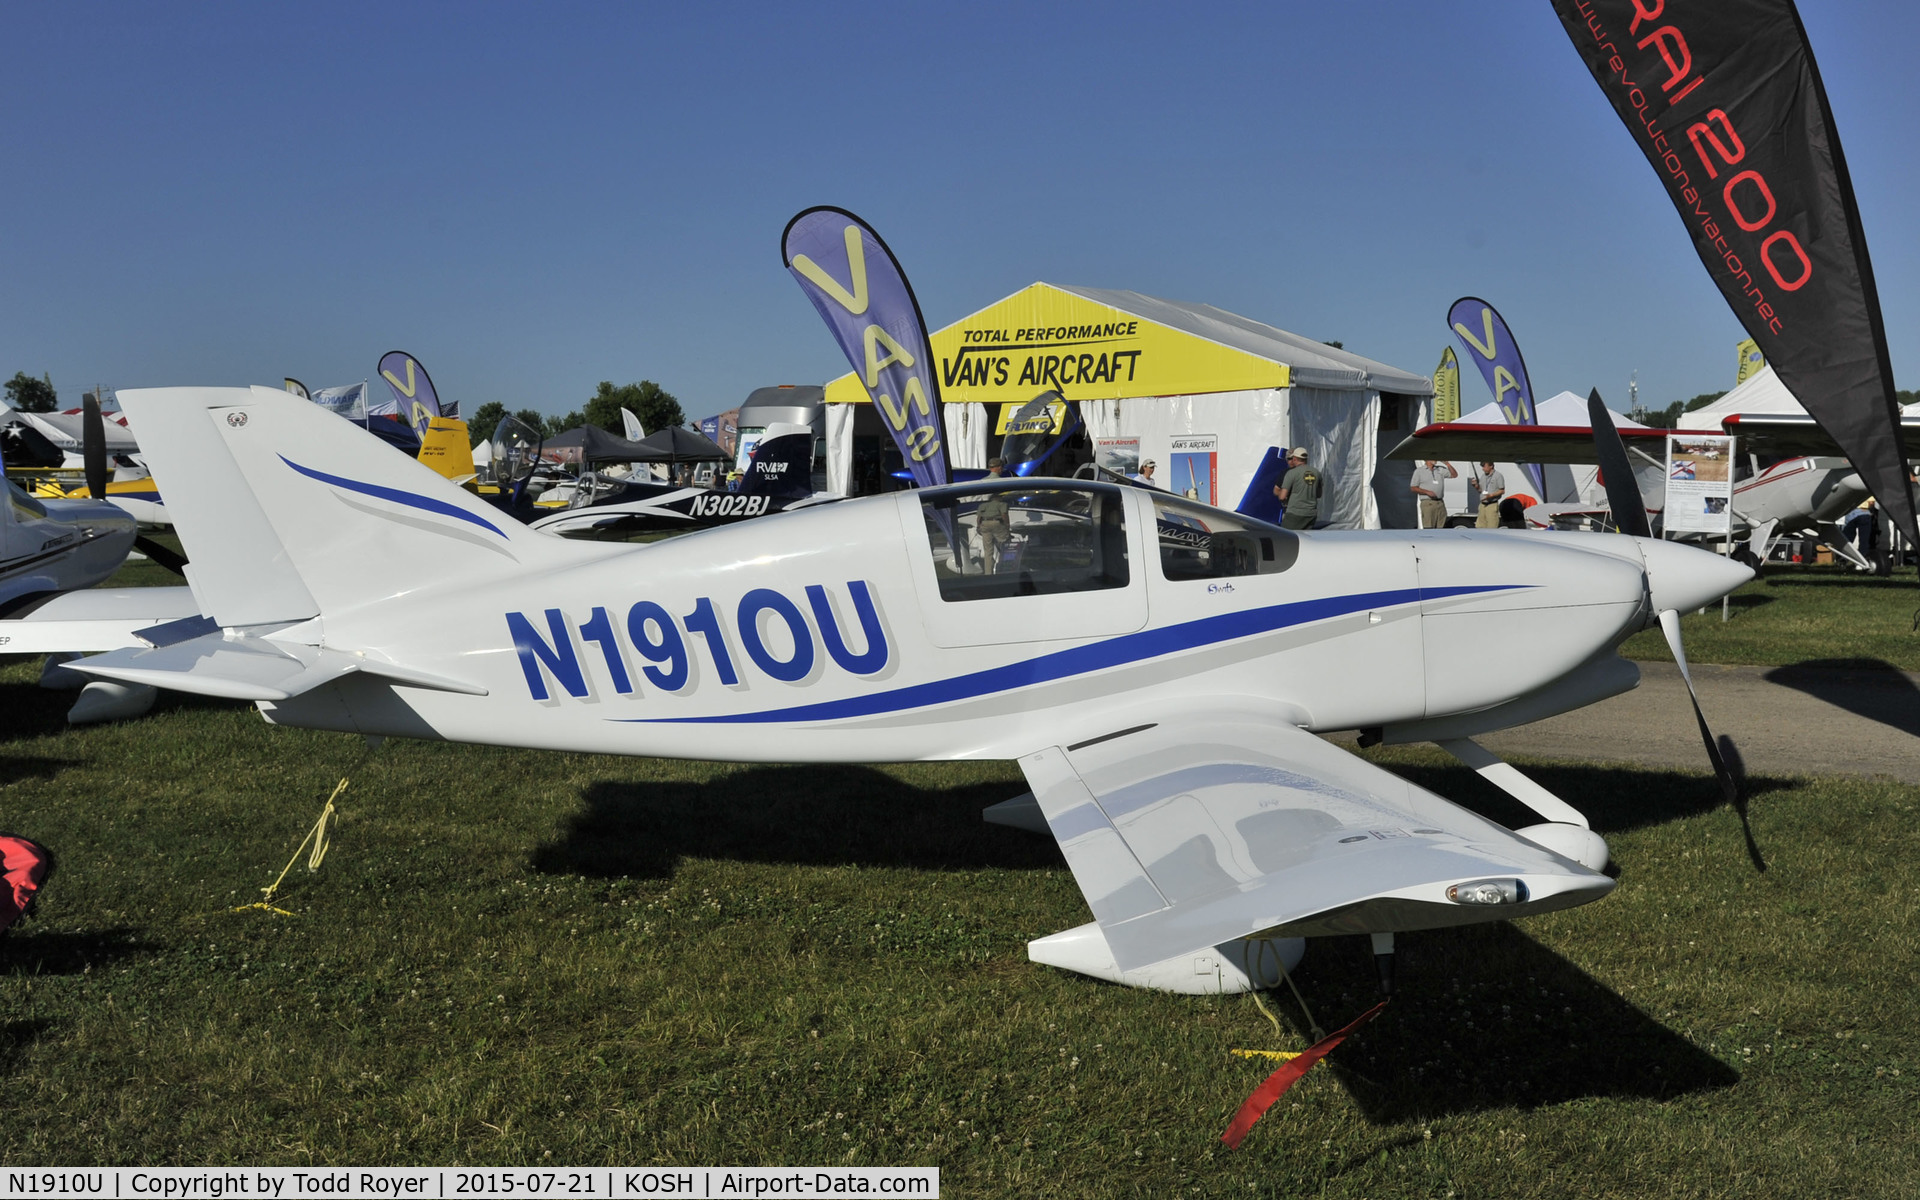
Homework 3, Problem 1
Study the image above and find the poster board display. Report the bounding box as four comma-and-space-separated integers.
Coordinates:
1664, 433, 1736, 535
1170, 434, 1218, 505
1094, 436, 1140, 478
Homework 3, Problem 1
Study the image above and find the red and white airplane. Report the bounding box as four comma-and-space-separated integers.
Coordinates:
1389, 371, 1902, 567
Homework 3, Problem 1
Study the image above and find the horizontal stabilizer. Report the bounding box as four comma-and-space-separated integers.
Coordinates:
1019, 713, 1612, 972
72, 630, 487, 701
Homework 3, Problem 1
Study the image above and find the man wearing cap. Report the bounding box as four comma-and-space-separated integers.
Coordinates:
1474, 461, 1505, 529
1273, 448, 1323, 531
1132, 459, 1158, 487
1411, 459, 1457, 529
975, 458, 1011, 571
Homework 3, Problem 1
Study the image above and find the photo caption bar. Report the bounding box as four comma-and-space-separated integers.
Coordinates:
0, 1168, 938, 1200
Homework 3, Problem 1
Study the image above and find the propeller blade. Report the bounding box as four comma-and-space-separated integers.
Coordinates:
133, 535, 188, 576
1658, 608, 1740, 807
1588, 389, 1651, 538
82, 394, 109, 502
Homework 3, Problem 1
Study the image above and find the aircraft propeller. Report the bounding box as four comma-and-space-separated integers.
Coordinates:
1588, 389, 1742, 810
82, 395, 188, 576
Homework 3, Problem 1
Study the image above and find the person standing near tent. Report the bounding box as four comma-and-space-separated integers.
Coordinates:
1474, 461, 1505, 529
975, 458, 1012, 571
1411, 459, 1457, 529
1273, 448, 1322, 531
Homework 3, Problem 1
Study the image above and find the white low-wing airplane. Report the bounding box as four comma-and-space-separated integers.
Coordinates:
67, 386, 1751, 994
1388, 407, 1876, 565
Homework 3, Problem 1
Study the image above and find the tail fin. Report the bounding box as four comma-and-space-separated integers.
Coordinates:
740, 425, 814, 500
116, 386, 576, 627
1235, 446, 1286, 523
416, 416, 476, 483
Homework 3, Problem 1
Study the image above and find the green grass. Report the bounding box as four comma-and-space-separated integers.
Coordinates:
2, 655, 1917, 1196
1621, 563, 1920, 671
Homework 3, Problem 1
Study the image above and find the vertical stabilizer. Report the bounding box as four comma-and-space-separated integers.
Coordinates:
116, 386, 587, 625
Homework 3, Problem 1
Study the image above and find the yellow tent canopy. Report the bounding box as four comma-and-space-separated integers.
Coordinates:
825, 283, 1308, 406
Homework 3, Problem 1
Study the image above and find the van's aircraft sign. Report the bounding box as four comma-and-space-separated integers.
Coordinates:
823, 283, 1293, 407
784, 208, 948, 489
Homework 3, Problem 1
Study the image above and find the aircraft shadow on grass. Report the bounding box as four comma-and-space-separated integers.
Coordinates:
1763, 657, 1920, 739
1283, 924, 1739, 1122
530, 765, 1064, 880
1761, 574, 1917, 591
0, 755, 80, 788
1362, 757, 1793, 840
534, 767, 1741, 1119
0, 678, 244, 747
0, 1019, 53, 1071
0, 927, 158, 976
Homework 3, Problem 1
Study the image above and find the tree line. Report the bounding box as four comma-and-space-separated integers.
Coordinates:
4, 372, 687, 446
463, 381, 685, 447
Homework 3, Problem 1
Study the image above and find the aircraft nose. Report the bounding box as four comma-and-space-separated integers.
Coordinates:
1638, 537, 1754, 613
1838, 472, 1866, 492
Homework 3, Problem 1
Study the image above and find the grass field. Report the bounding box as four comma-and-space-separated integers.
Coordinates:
1620, 562, 1920, 671
2, 551, 1916, 1194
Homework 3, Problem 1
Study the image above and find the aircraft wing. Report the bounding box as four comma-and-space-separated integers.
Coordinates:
1020, 713, 1611, 972
1717, 412, 1920, 458
1385, 422, 1668, 465
0, 586, 202, 653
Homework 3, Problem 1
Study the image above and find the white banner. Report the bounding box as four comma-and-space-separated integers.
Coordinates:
309, 382, 368, 422
1664, 433, 1736, 535
0, 1168, 938, 1200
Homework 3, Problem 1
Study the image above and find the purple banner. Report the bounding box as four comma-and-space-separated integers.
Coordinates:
783, 208, 947, 488
1447, 297, 1544, 498
378, 351, 445, 439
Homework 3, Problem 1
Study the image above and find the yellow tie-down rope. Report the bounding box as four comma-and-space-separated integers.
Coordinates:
231, 777, 350, 918
1229, 939, 1323, 1061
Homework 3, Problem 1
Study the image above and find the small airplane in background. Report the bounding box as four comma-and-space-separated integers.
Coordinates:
63, 385, 1750, 999
0, 398, 197, 722
530, 421, 831, 538
1388, 392, 1885, 567
0, 453, 136, 613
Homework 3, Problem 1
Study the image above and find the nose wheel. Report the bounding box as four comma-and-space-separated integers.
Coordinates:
1371, 931, 1395, 996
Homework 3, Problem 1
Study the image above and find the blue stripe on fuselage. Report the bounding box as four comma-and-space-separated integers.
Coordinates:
280, 456, 508, 539
618, 584, 1525, 726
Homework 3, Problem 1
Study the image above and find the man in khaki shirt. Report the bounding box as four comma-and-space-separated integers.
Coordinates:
1411, 460, 1456, 529
1474, 462, 1506, 529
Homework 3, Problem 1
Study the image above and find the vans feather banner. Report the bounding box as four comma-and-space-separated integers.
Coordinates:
783, 208, 948, 489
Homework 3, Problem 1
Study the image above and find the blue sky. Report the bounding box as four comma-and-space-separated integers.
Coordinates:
3, 2, 1914, 423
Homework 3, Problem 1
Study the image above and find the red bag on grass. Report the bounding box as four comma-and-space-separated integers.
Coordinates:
1, 835, 52, 936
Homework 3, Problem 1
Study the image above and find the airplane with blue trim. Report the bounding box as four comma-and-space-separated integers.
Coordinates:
63, 384, 1751, 995
530, 422, 830, 538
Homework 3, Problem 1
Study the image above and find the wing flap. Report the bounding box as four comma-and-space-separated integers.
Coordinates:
1021, 712, 1612, 972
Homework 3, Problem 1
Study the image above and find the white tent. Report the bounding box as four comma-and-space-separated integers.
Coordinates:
1422, 391, 1655, 516
1678, 365, 1802, 429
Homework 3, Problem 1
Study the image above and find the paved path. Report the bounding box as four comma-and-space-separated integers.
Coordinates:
1467, 660, 1920, 784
